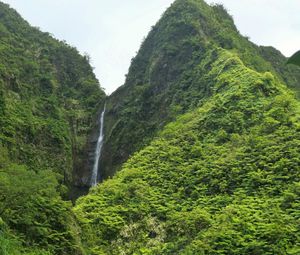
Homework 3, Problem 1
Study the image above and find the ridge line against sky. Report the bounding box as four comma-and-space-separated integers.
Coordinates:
2, 0, 300, 94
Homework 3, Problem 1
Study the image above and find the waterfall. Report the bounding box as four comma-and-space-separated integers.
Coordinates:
90, 104, 106, 186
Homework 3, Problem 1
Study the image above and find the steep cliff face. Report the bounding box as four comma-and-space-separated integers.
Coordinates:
101, 0, 300, 179
72, 104, 106, 189
0, 2, 106, 185
0, 2, 105, 253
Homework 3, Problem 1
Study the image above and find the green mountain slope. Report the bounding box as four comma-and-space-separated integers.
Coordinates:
101, 0, 300, 179
75, 49, 300, 254
0, 2, 106, 183
0, 2, 105, 254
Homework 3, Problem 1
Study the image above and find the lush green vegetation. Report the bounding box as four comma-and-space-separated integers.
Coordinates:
1, 0, 300, 254
0, 2, 105, 181
75, 49, 300, 254
0, 155, 84, 254
0, 2, 105, 253
102, 0, 300, 179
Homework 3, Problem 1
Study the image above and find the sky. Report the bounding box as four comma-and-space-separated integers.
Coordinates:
1, 0, 300, 94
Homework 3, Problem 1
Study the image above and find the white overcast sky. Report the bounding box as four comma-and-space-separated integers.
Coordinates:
2, 0, 300, 94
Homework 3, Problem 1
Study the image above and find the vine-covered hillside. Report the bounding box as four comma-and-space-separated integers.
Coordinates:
75, 49, 300, 254
0, 2, 105, 254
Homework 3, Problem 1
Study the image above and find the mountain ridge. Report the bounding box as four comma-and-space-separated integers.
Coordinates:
101, 0, 300, 181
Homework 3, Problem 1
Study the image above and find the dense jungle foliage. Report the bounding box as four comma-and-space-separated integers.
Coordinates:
0, 0, 300, 254
75, 49, 300, 254
0, 2, 105, 254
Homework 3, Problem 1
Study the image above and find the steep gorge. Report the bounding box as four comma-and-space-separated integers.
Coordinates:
0, 0, 300, 254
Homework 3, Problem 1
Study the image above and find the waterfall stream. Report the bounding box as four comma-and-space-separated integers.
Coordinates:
90, 104, 106, 186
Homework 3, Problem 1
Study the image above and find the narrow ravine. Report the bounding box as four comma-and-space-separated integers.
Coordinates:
90, 104, 106, 186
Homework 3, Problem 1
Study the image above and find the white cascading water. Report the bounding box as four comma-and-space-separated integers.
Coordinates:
90, 104, 106, 186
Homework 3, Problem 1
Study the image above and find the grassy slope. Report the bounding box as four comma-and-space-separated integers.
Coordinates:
75, 49, 300, 254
